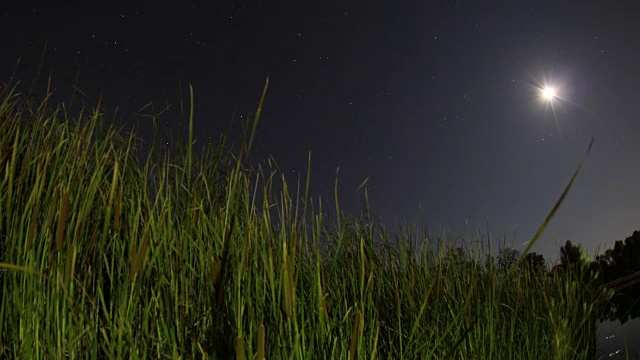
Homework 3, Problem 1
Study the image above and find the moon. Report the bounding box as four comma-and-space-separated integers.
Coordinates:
542, 86, 556, 101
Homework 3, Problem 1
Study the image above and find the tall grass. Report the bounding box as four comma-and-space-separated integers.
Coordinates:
0, 78, 610, 359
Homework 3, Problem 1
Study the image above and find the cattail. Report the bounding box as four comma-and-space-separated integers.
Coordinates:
257, 324, 265, 360
56, 188, 70, 251
235, 335, 245, 360
348, 311, 361, 360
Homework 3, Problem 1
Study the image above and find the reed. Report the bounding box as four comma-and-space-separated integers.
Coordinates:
0, 78, 609, 359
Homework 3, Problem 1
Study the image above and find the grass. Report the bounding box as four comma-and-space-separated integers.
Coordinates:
0, 77, 612, 359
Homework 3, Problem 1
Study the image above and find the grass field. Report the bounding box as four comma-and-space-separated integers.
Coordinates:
0, 79, 611, 359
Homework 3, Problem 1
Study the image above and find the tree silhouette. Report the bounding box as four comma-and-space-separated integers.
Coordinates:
560, 240, 583, 270
521, 252, 546, 273
496, 247, 520, 272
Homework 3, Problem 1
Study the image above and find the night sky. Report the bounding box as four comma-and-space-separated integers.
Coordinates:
3, 1, 639, 261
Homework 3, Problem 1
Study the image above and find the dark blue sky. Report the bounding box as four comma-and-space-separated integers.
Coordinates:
3, 1, 639, 261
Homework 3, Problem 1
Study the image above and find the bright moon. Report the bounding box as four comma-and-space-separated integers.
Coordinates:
542, 86, 556, 100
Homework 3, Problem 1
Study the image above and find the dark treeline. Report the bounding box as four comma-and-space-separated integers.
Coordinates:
555, 231, 640, 324
437, 228, 640, 328
495, 230, 640, 325
591, 231, 640, 323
